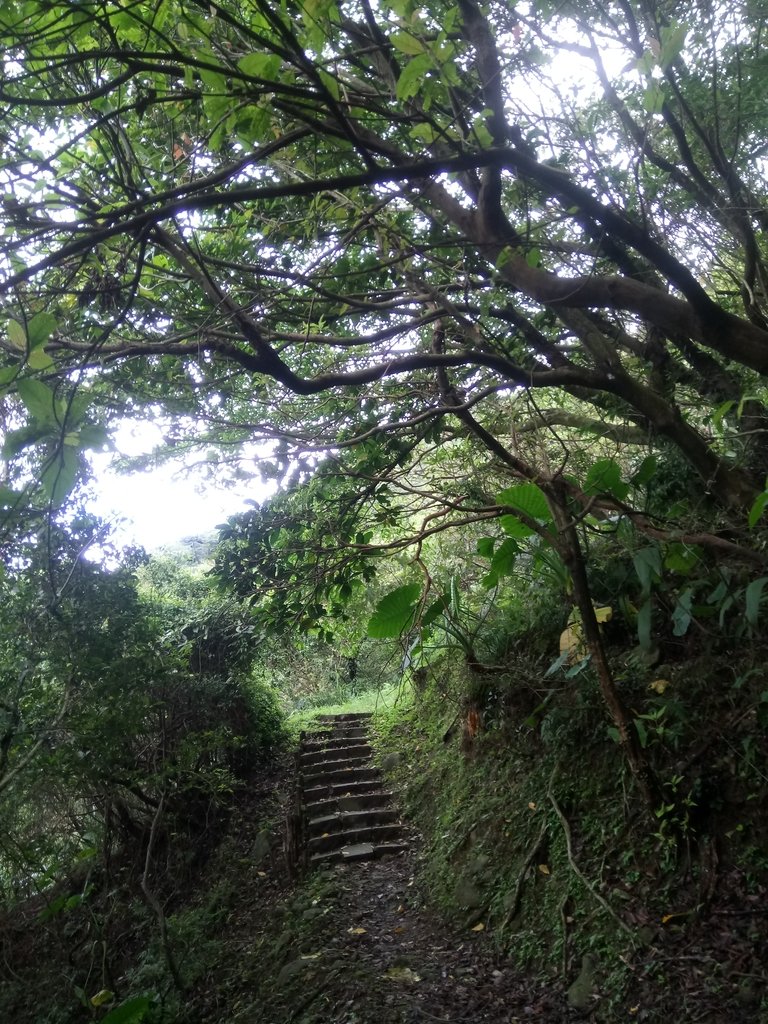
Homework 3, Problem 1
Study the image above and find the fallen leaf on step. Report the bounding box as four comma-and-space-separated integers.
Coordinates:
471, 923, 485, 932
347, 926, 367, 935
383, 967, 421, 983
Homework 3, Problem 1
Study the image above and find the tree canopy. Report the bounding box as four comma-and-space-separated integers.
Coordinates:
1, 0, 767, 519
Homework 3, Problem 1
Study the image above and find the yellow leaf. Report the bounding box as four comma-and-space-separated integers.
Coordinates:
560, 624, 586, 662
471, 922, 485, 931
594, 605, 613, 623
347, 926, 367, 935
649, 678, 671, 694
538, 864, 551, 875
528, 801, 536, 810
90, 990, 114, 1007
383, 967, 421, 983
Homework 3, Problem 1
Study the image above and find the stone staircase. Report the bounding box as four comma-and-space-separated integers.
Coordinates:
298, 712, 407, 868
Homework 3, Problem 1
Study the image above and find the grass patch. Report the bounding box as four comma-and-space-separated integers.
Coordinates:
286, 681, 407, 735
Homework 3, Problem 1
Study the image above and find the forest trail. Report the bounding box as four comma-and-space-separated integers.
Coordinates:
252, 714, 566, 1023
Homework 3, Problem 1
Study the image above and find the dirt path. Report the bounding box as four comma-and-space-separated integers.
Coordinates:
251, 844, 566, 1024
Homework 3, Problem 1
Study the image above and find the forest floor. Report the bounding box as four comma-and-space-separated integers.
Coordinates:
193, 791, 567, 1023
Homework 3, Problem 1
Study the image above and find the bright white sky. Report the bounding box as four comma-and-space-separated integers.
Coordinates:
87, 421, 272, 551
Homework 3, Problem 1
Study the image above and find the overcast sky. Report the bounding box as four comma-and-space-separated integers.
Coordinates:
87, 420, 272, 551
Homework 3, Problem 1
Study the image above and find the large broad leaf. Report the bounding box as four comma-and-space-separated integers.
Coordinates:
396, 53, 431, 100
631, 455, 658, 487
17, 379, 58, 425
367, 583, 421, 638
748, 491, 768, 529
27, 311, 57, 348
100, 997, 152, 1024
476, 536, 495, 558
500, 514, 535, 539
237, 53, 282, 80
41, 447, 80, 506
496, 483, 552, 522
672, 587, 694, 636
584, 458, 629, 500
745, 576, 768, 627
633, 547, 662, 595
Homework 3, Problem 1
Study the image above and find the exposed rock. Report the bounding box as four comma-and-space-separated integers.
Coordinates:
252, 829, 272, 866
566, 954, 596, 1012
380, 752, 402, 771
454, 876, 484, 909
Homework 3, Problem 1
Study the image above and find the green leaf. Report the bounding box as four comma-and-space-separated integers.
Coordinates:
7, 320, 26, 350
497, 482, 552, 522
631, 455, 658, 487
41, 447, 80, 506
634, 717, 648, 749
100, 997, 152, 1024
664, 543, 700, 575
476, 537, 495, 558
27, 311, 57, 348
367, 583, 421, 638
643, 83, 665, 114
499, 514, 535, 539
637, 598, 653, 651
633, 547, 662, 595
745, 576, 768, 627
237, 53, 282, 80
27, 347, 54, 370
391, 31, 424, 55
396, 53, 431, 101
422, 594, 449, 627
489, 537, 518, 578
17, 379, 58, 424
584, 458, 629, 500
671, 587, 693, 636
659, 22, 687, 67
748, 491, 768, 529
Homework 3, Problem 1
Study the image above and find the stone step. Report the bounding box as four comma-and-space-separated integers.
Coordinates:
315, 712, 372, 724
309, 841, 407, 866
307, 822, 405, 854
304, 790, 394, 817
302, 731, 369, 750
303, 779, 390, 804
301, 764, 381, 789
300, 743, 372, 768
308, 807, 400, 836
